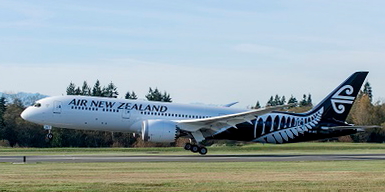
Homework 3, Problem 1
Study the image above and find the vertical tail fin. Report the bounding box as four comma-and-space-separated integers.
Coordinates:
307, 71, 368, 123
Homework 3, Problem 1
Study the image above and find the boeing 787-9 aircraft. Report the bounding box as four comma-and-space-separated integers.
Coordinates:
21, 71, 373, 155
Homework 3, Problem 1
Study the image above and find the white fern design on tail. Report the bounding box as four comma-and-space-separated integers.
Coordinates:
253, 107, 324, 144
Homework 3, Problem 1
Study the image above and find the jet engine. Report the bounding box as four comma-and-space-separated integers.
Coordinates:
141, 120, 179, 143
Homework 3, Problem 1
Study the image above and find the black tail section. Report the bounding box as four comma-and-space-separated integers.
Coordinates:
305, 71, 368, 123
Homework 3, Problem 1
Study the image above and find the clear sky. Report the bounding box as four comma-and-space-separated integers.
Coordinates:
1, 1, 384, 108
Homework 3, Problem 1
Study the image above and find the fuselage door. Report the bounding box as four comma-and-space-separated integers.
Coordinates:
53, 101, 62, 114
122, 109, 131, 119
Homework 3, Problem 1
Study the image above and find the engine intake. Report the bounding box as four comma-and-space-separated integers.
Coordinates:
141, 120, 179, 143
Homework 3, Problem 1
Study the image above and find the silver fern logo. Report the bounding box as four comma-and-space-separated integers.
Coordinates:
331, 85, 355, 114
253, 107, 324, 144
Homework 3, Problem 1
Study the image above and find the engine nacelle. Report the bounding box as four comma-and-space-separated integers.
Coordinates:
141, 120, 179, 143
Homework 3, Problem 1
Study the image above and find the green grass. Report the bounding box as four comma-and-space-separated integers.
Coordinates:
1, 161, 385, 191
1, 143, 385, 191
0, 142, 385, 156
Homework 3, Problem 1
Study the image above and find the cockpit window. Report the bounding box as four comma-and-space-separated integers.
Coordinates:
33, 103, 42, 108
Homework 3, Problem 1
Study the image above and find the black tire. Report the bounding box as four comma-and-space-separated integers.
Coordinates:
191, 145, 199, 153
184, 143, 192, 151
47, 133, 53, 140
198, 147, 208, 155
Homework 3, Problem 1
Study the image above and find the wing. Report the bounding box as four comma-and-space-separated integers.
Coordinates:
176, 104, 292, 133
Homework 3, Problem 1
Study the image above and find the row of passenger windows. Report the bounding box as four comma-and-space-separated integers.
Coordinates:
140, 111, 211, 119
70, 106, 212, 119
71, 106, 120, 113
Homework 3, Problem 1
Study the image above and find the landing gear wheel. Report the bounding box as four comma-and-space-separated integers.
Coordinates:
46, 133, 53, 141
198, 147, 207, 155
184, 143, 192, 151
191, 145, 199, 153
43, 125, 53, 142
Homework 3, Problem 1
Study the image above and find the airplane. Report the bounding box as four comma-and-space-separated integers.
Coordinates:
21, 71, 373, 155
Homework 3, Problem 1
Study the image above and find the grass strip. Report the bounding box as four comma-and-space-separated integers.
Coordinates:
0, 161, 385, 191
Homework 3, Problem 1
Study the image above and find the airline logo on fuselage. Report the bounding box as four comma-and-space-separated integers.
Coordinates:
68, 99, 168, 112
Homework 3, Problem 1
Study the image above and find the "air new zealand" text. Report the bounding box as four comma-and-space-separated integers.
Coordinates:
68, 99, 168, 112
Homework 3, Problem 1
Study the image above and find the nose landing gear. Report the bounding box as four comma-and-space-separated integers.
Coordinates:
184, 143, 207, 155
46, 132, 53, 141
44, 125, 53, 142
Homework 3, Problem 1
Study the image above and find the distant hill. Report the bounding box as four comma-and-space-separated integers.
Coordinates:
0, 92, 49, 107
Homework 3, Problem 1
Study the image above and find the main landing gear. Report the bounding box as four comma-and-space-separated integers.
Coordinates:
44, 125, 53, 142
184, 143, 208, 155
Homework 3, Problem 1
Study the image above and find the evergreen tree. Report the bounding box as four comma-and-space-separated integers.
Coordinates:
125, 92, 131, 99
300, 94, 308, 107
146, 88, 162, 101
280, 95, 286, 105
274, 94, 281, 106
75, 87, 81, 95
3, 98, 23, 147
13, 98, 24, 108
0, 97, 6, 114
81, 81, 91, 96
363, 82, 373, 102
146, 88, 172, 102
92, 80, 103, 97
130, 92, 138, 100
125, 91, 138, 100
254, 101, 261, 109
306, 94, 313, 107
0, 97, 6, 140
145, 88, 154, 100
288, 95, 298, 104
162, 91, 172, 102
66, 82, 76, 95
266, 96, 274, 106
102, 82, 118, 98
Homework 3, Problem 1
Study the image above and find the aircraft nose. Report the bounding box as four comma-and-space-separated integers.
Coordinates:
21, 107, 33, 121
21, 107, 43, 124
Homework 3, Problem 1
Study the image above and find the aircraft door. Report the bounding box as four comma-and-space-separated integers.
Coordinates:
53, 101, 62, 114
122, 109, 131, 119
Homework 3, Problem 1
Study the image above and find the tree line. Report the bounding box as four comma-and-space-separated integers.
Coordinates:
0, 81, 384, 147
66, 80, 172, 102
253, 93, 313, 109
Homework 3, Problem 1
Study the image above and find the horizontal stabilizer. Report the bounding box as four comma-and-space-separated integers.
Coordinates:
325, 125, 381, 132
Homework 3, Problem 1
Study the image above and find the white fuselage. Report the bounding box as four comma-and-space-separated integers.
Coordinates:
21, 96, 246, 133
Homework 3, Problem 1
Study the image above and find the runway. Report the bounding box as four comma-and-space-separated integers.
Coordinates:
2, 154, 385, 163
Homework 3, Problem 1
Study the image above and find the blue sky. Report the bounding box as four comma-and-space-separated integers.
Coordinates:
1, 1, 384, 108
